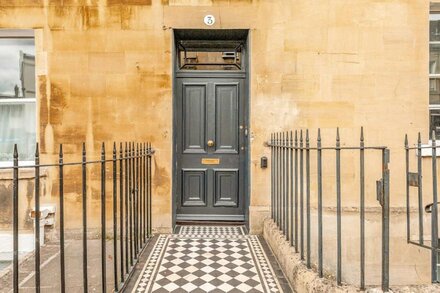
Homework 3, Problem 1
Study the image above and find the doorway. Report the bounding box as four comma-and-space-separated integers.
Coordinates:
172, 29, 249, 223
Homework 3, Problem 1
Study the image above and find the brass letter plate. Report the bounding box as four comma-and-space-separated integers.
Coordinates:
202, 158, 220, 165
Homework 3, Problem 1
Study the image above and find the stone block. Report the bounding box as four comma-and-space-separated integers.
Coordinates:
88, 52, 125, 74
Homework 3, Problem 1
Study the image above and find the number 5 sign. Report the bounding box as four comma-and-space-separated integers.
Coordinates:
204, 15, 215, 26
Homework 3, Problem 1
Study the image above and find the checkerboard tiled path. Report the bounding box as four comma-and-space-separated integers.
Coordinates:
132, 226, 289, 293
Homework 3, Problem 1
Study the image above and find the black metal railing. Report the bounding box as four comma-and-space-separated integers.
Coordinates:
405, 131, 440, 283
1, 141, 154, 292
268, 128, 390, 291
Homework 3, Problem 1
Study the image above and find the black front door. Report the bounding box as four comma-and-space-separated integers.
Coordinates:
175, 77, 246, 221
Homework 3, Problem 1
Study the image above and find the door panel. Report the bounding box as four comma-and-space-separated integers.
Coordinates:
183, 84, 207, 153
176, 77, 246, 220
214, 169, 239, 207
215, 84, 239, 154
182, 169, 206, 207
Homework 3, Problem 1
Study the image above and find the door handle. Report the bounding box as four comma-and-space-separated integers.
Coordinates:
207, 140, 215, 147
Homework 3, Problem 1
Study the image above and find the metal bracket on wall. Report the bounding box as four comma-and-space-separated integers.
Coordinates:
408, 172, 419, 187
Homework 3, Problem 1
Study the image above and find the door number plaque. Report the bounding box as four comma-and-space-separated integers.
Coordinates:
202, 158, 220, 165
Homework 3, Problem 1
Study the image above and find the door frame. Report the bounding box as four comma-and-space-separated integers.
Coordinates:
171, 29, 250, 228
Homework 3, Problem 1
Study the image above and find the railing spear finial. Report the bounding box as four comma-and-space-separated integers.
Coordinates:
13, 144, 18, 158
336, 127, 340, 148
295, 130, 298, 146
361, 127, 364, 143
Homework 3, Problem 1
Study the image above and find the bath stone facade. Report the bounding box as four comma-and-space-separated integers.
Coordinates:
0, 1, 433, 284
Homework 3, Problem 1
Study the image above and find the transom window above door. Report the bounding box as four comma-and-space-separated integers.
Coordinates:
177, 40, 243, 71
174, 29, 248, 72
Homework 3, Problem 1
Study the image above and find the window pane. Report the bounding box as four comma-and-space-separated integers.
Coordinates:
430, 14, 440, 42
0, 38, 35, 98
0, 102, 36, 161
179, 50, 241, 70
430, 44, 440, 75
430, 78, 440, 104
0, 37, 36, 161
430, 109, 440, 139
177, 41, 243, 71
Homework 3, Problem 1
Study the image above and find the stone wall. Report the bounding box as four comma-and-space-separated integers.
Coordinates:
0, 0, 430, 231
0, 0, 435, 282
263, 218, 440, 291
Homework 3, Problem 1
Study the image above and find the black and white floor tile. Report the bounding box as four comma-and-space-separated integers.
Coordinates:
175, 225, 247, 238
132, 226, 289, 293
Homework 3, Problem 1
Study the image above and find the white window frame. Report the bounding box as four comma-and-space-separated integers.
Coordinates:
429, 13, 440, 118
0, 29, 36, 166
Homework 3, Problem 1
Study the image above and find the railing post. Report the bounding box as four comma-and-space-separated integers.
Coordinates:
281, 132, 286, 236
275, 133, 279, 227
431, 131, 439, 283
294, 131, 299, 253
112, 143, 118, 292
306, 130, 311, 269
101, 143, 107, 293
317, 129, 323, 278
145, 143, 149, 238
382, 148, 390, 292
405, 134, 410, 246
139, 143, 145, 247
119, 142, 124, 284
59, 144, 66, 293
35, 143, 41, 293
336, 128, 342, 286
418, 133, 424, 245
13, 144, 19, 293
279, 132, 282, 229
134, 143, 138, 257
133, 142, 138, 258
125, 142, 130, 271
148, 142, 152, 237
289, 131, 294, 247
300, 130, 304, 260
128, 142, 133, 266
271, 134, 274, 220
360, 128, 365, 290
286, 132, 290, 242
82, 143, 88, 292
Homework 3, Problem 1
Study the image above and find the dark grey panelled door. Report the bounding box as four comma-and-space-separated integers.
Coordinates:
175, 77, 246, 221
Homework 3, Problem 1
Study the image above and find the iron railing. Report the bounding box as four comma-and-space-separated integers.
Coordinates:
405, 131, 440, 283
1, 141, 153, 292
268, 128, 390, 291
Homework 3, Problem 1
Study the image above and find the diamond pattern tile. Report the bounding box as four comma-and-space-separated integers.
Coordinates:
132, 226, 287, 293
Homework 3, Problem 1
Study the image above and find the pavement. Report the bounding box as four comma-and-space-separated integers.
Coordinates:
0, 239, 118, 293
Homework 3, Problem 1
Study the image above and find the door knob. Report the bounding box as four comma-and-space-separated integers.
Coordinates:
207, 140, 215, 147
